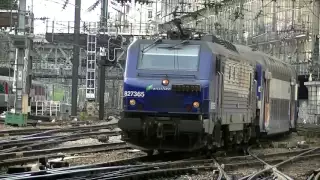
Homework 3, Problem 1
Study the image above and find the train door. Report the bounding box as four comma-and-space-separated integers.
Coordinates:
263, 70, 272, 132
215, 55, 224, 119
254, 64, 264, 133
208, 55, 224, 146
206, 55, 223, 135
290, 78, 298, 130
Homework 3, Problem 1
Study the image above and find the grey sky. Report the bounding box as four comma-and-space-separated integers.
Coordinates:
30, 0, 101, 34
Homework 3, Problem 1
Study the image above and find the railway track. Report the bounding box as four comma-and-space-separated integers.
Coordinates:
0, 142, 130, 167
297, 124, 320, 137
0, 125, 123, 167
307, 168, 320, 180
0, 118, 93, 127
3, 147, 320, 180
242, 147, 320, 180
0, 154, 215, 180
215, 146, 320, 180
0, 121, 318, 179
0, 122, 118, 137
0, 130, 121, 150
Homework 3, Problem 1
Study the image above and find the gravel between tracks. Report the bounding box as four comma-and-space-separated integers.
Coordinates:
281, 159, 320, 180
154, 172, 216, 180
65, 149, 146, 166
2, 120, 319, 180
57, 138, 103, 148
157, 132, 320, 180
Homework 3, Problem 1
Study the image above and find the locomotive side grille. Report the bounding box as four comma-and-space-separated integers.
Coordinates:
145, 95, 184, 109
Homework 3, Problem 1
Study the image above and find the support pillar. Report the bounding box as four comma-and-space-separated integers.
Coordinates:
71, 0, 81, 117
312, 0, 320, 65
98, 0, 108, 120
238, 0, 244, 44
26, 11, 34, 115
14, 0, 27, 114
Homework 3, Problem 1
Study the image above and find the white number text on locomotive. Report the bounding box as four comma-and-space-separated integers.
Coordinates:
124, 91, 145, 98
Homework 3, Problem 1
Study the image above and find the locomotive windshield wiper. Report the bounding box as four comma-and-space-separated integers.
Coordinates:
159, 40, 190, 49
141, 39, 163, 53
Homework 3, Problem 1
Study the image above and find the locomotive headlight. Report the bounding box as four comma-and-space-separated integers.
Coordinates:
193, 101, 200, 108
162, 79, 169, 86
129, 99, 136, 106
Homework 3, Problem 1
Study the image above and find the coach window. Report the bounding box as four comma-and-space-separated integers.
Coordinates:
228, 65, 231, 80
233, 66, 236, 82
265, 73, 270, 103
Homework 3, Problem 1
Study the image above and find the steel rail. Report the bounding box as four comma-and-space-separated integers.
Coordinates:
0, 131, 84, 153
0, 128, 57, 136
240, 147, 320, 180
4, 152, 319, 180
0, 144, 129, 167
0, 142, 127, 160
0, 130, 120, 149
80, 166, 161, 180
2, 165, 136, 180
12, 155, 200, 174
84, 165, 217, 180
308, 168, 320, 180
19, 128, 68, 138
0, 122, 118, 137
4, 158, 215, 180
0, 151, 194, 176
247, 146, 294, 180
307, 173, 315, 180
0, 130, 121, 153
217, 147, 320, 162
61, 164, 183, 180
26, 120, 92, 127
0, 136, 57, 146
0, 165, 139, 179
213, 158, 230, 180
0, 141, 33, 150
315, 172, 320, 180
307, 170, 320, 180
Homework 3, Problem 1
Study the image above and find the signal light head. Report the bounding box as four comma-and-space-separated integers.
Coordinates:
162, 79, 169, 86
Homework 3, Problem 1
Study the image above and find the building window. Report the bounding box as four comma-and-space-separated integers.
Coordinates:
148, 11, 152, 18
126, 5, 130, 13
148, 3, 152, 7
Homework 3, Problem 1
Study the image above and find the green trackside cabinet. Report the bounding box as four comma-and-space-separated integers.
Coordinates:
5, 113, 28, 127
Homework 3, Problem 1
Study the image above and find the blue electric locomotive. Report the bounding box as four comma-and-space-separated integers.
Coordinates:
118, 34, 297, 153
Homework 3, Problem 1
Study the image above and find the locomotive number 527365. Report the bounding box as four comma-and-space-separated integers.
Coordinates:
124, 91, 145, 97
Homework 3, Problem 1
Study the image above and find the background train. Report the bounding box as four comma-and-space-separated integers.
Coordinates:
0, 74, 47, 113
118, 34, 297, 153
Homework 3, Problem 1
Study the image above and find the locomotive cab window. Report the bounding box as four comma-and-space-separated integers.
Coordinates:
137, 44, 200, 71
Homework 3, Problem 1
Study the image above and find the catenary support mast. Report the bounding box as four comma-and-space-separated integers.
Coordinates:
14, 0, 27, 114
98, 0, 108, 120
71, 0, 81, 117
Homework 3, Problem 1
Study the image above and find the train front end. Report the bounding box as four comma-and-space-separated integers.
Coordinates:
118, 39, 214, 152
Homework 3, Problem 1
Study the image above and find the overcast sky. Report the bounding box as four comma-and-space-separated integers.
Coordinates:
29, 0, 101, 34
